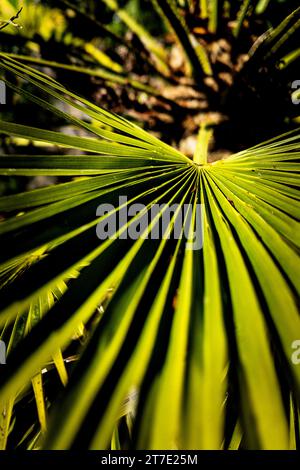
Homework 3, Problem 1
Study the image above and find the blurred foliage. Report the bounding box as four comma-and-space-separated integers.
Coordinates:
0, 1, 298, 145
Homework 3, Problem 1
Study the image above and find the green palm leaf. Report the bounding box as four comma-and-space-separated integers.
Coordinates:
0, 55, 299, 450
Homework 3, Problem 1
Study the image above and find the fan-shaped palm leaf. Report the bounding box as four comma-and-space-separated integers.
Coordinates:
0, 55, 299, 450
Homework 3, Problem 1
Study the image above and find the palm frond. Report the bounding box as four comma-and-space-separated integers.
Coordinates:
0, 55, 299, 450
